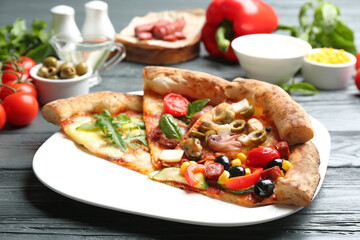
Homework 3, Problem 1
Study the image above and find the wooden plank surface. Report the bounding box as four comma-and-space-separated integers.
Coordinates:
1, 0, 360, 239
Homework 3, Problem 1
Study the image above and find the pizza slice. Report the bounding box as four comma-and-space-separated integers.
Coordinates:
142, 66, 232, 169
147, 70, 320, 207
42, 91, 155, 174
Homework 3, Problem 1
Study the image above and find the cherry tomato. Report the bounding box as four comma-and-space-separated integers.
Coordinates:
163, 93, 189, 117
1, 70, 29, 84
0, 104, 6, 130
356, 53, 360, 70
224, 168, 263, 191
355, 69, 360, 91
0, 82, 37, 101
2, 92, 39, 126
246, 147, 280, 168
4, 56, 36, 73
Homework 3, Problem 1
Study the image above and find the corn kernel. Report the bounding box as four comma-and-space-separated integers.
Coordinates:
236, 153, 247, 164
282, 160, 292, 172
277, 176, 284, 182
218, 170, 230, 185
231, 158, 241, 166
306, 48, 351, 64
180, 162, 191, 175
245, 168, 251, 175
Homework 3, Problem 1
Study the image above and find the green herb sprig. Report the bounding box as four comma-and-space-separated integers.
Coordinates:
278, 79, 319, 95
0, 18, 55, 62
76, 110, 147, 152
277, 0, 357, 55
187, 99, 210, 119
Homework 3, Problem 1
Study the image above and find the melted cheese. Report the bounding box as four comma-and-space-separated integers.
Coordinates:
62, 114, 147, 160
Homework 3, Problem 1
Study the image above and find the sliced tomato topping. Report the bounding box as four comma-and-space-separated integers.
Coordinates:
246, 147, 280, 168
163, 93, 189, 117
224, 168, 263, 191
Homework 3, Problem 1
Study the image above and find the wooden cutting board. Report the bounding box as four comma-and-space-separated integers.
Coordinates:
115, 9, 205, 65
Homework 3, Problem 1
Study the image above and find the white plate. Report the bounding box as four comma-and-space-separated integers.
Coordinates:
33, 116, 330, 227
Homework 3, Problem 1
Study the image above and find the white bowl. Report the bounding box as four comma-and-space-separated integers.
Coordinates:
302, 48, 356, 90
30, 61, 92, 105
231, 34, 312, 84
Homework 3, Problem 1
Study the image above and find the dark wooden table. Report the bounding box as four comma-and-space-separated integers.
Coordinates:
1, 0, 360, 239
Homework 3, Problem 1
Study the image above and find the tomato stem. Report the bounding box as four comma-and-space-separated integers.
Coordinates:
0, 83, 18, 93
5, 55, 24, 72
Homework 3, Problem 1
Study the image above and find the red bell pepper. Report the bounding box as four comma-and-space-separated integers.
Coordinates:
224, 168, 263, 190
201, 0, 278, 62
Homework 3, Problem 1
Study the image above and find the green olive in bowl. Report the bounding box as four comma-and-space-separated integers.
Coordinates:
42, 56, 58, 68
76, 62, 88, 76
59, 62, 76, 79
37, 57, 89, 80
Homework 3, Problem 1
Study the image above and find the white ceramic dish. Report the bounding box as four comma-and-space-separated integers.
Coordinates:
32, 115, 330, 227
231, 34, 312, 84
302, 48, 356, 90
30, 61, 92, 105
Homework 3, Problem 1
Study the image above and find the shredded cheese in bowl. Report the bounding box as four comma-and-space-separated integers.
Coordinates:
306, 48, 351, 64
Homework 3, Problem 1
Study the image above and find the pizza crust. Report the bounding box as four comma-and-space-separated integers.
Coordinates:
225, 78, 314, 145
274, 141, 320, 206
143, 66, 230, 105
42, 91, 143, 125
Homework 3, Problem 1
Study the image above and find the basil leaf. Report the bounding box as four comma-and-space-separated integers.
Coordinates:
0, 18, 53, 62
187, 99, 210, 118
278, 82, 291, 92
277, 0, 357, 55
26, 43, 55, 63
317, 2, 338, 33
290, 82, 319, 94
299, 1, 313, 29
10, 18, 26, 37
31, 19, 48, 42
278, 80, 318, 95
159, 114, 182, 141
